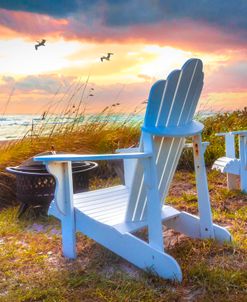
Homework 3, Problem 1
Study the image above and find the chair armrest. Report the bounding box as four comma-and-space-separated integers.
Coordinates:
184, 142, 209, 154
230, 130, 247, 136
215, 132, 231, 137
216, 130, 247, 137
34, 152, 152, 163
184, 142, 209, 148
116, 147, 140, 153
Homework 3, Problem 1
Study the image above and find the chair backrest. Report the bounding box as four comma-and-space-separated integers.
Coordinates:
125, 59, 204, 222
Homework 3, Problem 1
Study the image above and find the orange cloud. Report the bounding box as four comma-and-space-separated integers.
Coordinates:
0, 8, 246, 53
0, 9, 67, 39
0, 7, 246, 114
200, 92, 247, 111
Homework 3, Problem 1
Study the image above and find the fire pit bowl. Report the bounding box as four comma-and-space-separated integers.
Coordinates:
6, 152, 98, 216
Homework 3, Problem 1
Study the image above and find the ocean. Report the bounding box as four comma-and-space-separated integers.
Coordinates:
0, 111, 214, 141
0, 115, 36, 141
0, 114, 144, 141
0, 115, 78, 141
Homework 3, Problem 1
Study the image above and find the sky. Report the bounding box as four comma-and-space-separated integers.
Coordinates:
0, 0, 246, 115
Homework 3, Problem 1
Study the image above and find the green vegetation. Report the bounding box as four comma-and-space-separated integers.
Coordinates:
179, 108, 247, 169
0, 170, 246, 301
0, 109, 246, 301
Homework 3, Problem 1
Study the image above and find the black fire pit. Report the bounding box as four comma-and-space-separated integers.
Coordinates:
6, 152, 98, 216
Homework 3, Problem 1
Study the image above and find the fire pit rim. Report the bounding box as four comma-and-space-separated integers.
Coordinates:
6, 161, 98, 176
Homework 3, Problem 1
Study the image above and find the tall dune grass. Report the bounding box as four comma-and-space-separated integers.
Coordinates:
0, 82, 246, 209
0, 101, 142, 208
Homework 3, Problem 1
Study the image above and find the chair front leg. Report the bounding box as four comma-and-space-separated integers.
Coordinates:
239, 134, 247, 192
225, 134, 238, 190
142, 157, 164, 252
141, 132, 164, 251
47, 161, 76, 259
216, 132, 238, 189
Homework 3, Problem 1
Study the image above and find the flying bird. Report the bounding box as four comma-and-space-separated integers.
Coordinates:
100, 53, 114, 62
35, 39, 46, 50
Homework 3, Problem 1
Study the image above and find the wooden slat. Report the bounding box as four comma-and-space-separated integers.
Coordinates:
156, 70, 181, 127
74, 207, 125, 226
144, 80, 166, 128
87, 205, 126, 221
178, 60, 203, 124
212, 157, 240, 175
126, 135, 185, 222
114, 205, 180, 233
76, 196, 127, 215
74, 185, 129, 225
140, 137, 185, 220
158, 138, 185, 201
74, 185, 127, 199
125, 159, 145, 220
126, 59, 203, 222
139, 137, 175, 220
186, 72, 204, 123
179, 69, 203, 124
167, 59, 200, 126
74, 187, 128, 204
98, 210, 126, 221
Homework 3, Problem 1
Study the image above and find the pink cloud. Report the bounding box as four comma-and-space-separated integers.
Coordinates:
63, 18, 247, 52
0, 9, 246, 53
204, 59, 247, 94
0, 9, 67, 39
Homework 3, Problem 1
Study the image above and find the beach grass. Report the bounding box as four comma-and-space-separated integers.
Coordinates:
0, 170, 246, 302
0, 108, 246, 301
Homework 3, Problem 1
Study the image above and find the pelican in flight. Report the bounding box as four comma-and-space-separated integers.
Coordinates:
100, 53, 114, 62
35, 39, 46, 50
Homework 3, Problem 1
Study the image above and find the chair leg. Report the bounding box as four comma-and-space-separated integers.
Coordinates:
142, 156, 164, 252
165, 212, 232, 242
239, 135, 247, 193
140, 132, 164, 252
192, 134, 214, 239
240, 170, 247, 193
48, 200, 76, 258
227, 173, 238, 190
47, 161, 77, 258
61, 216, 77, 259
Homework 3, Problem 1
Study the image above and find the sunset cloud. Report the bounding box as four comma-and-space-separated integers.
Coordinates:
0, 0, 78, 17
0, 74, 78, 94
205, 61, 247, 93
0, 1, 246, 113
1, 1, 246, 33
0, 9, 67, 38
0, 1, 245, 51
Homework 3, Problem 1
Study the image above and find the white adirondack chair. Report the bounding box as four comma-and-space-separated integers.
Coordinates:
34, 59, 231, 281
212, 131, 247, 192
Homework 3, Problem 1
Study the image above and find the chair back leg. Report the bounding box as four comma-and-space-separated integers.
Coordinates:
192, 134, 214, 238
227, 174, 238, 190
